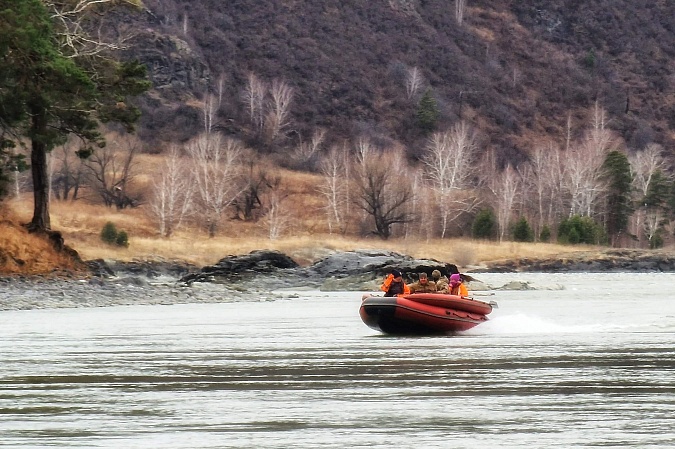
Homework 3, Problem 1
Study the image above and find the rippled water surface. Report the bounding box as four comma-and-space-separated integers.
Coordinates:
2, 272, 675, 448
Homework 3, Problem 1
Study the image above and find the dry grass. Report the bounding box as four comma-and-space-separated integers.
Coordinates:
5, 194, 591, 270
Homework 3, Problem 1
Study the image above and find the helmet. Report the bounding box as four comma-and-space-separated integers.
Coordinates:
450, 273, 462, 283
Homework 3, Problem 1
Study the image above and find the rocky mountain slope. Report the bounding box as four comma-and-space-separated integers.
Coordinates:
119, 0, 675, 162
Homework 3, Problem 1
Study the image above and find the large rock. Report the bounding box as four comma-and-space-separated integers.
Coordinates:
180, 250, 299, 285
309, 250, 458, 279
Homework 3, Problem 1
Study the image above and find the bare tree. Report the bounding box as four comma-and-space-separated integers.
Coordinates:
232, 160, 280, 222
243, 73, 266, 132
353, 147, 414, 239
290, 128, 325, 169
405, 66, 424, 100
149, 145, 193, 237
492, 164, 521, 241
526, 142, 565, 237
202, 93, 218, 135
265, 79, 293, 143
262, 190, 290, 240
51, 139, 86, 201
216, 73, 226, 108
563, 104, 617, 217
629, 143, 668, 247
85, 133, 140, 209
422, 122, 480, 238
318, 144, 350, 234
45, 0, 141, 58
455, 0, 467, 25
186, 133, 242, 237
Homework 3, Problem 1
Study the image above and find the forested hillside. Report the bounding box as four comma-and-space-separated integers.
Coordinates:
126, 0, 675, 161
3, 0, 675, 255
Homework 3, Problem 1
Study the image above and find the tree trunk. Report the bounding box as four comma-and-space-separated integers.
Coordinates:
30, 139, 50, 231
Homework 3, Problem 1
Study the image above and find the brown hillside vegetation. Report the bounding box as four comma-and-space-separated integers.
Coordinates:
4, 191, 595, 274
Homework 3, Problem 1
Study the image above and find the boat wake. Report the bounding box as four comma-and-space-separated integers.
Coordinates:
464, 313, 606, 335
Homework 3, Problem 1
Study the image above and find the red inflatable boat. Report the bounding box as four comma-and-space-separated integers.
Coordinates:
359, 293, 495, 335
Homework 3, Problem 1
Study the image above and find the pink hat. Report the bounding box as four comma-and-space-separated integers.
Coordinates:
450, 273, 461, 283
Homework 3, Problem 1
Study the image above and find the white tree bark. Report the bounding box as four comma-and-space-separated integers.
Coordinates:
319, 144, 349, 234
186, 133, 243, 237
149, 145, 193, 237
243, 73, 266, 132
422, 122, 480, 238
455, 0, 467, 25
405, 66, 423, 100
266, 79, 293, 143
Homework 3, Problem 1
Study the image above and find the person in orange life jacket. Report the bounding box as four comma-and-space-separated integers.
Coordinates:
380, 269, 410, 297
409, 272, 437, 293
449, 273, 468, 296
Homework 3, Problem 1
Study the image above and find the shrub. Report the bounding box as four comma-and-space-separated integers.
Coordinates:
512, 217, 534, 242
557, 215, 607, 245
100, 222, 118, 244
115, 230, 129, 248
100, 222, 130, 247
472, 209, 496, 239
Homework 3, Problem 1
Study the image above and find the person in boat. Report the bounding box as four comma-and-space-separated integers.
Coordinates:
361, 269, 411, 300
431, 269, 449, 293
380, 269, 411, 297
408, 272, 437, 294
449, 273, 469, 296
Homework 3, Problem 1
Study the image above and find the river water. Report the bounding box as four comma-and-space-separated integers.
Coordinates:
1, 272, 675, 448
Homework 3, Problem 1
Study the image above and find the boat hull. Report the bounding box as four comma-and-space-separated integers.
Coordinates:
359, 295, 490, 335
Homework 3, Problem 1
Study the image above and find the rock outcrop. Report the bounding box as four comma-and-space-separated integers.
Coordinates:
483, 249, 675, 273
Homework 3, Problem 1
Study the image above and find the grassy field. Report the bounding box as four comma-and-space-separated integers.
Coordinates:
3, 194, 596, 272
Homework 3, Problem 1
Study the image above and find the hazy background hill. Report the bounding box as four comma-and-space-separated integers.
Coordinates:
121, 0, 675, 162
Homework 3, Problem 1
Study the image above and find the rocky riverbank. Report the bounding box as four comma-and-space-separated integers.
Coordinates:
2, 248, 675, 311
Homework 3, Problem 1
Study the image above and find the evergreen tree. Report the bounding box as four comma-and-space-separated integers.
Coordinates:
539, 224, 551, 243
416, 89, 439, 134
0, 0, 149, 231
601, 150, 632, 246
558, 215, 607, 245
472, 209, 496, 239
512, 217, 534, 242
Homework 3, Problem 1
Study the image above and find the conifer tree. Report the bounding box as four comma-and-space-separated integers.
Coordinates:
0, 0, 149, 231
416, 89, 439, 134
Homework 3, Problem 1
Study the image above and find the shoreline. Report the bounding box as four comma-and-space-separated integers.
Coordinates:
2, 246, 675, 312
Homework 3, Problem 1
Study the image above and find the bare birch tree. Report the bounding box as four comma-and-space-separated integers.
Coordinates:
291, 128, 325, 169
563, 104, 616, 217
526, 142, 565, 237
455, 0, 467, 26
243, 73, 266, 132
149, 145, 193, 237
629, 143, 668, 246
422, 122, 480, 238
262, 190, 290, 240
405, 66, 424, 100
492, 164, 521, 241
319, 144, 350, 234
186, 133, 242, 237
202, 93, 218, 135
266, 79, 294, 143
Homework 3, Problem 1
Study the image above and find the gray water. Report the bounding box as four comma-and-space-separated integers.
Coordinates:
1, 272, 675, 449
